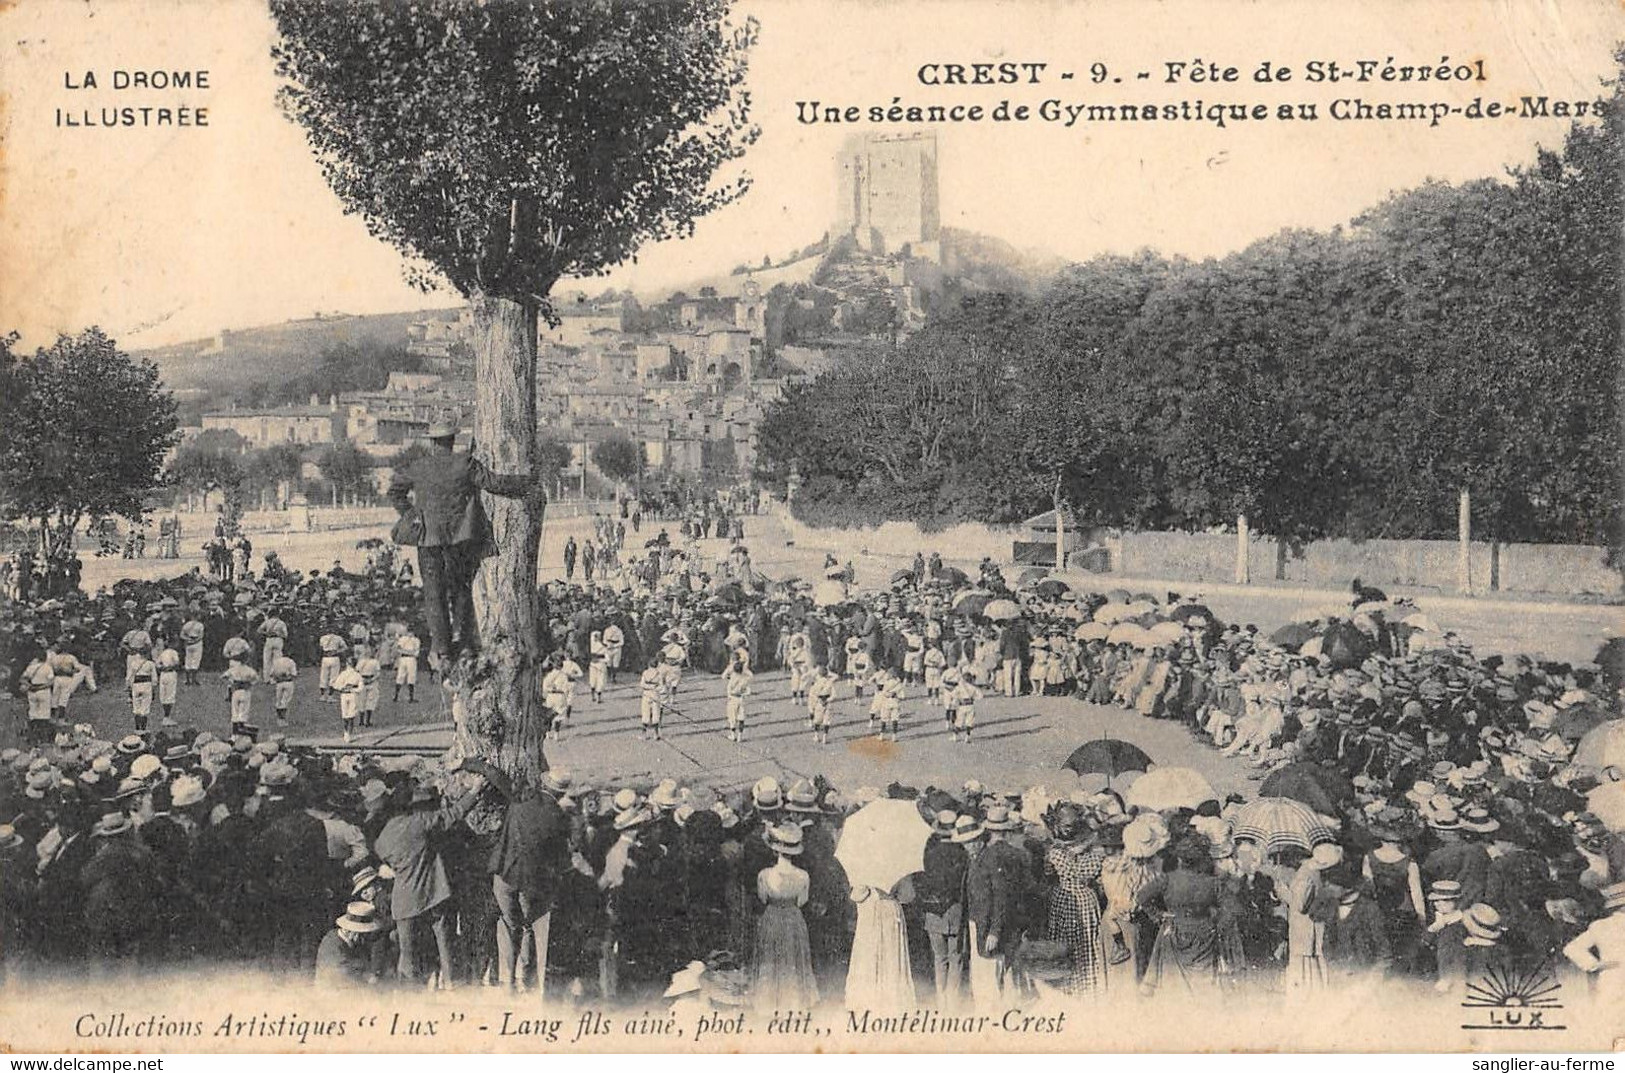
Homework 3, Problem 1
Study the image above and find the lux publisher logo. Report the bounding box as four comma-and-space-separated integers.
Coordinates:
1460, 962, 1567, 1032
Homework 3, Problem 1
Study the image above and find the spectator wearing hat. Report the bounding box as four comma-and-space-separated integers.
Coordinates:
79, 812, 164, 971
1422, 807, 1491, 909
1361, 818, 1428, 976
754, 824, 818, 1011
467, 761, 571, 996
387, 420, 542, 663
316, 901, 388, 989
374, 767, 488, 986
918, 810, 971, 1002
965, 804, 1033, 1009
243, 762, 333, 973
1286, 842, 1344, 991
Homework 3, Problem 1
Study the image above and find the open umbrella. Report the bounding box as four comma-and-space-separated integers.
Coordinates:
1269, 623, 1317, 651
1146, 621, 1186, 644
936, 566, 969, 587
1402, 612, 1440, 633
1123, 601, 1158, 618
1123, 767, 1215, 812
1586, 780, 1625, 834
1104, 588, 1132, 603
1259, 763, 1355, 815
1321, 620, 1374, 669
835, 798, 932, 893
1573, 720, 1625, 770
1106, 623, 1149, 647
1074, 621, 1111, 641
890, 568, 915, 585
1063, 738, 1152, 782
983, 599, 1021, 622
1231, 797, 1337, 855
953, 590, 994, 617
1034, 579, 1071, 599
1170, 603, 1216, 624
1017, 567, 1050, 585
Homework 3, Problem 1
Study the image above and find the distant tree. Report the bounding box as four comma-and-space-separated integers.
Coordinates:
271, 0, 758, 773
592, 434, 642, 484
387, 442, 435, 474
317, 440, 375, 502
244, 443, 307, 501
0, 328, 179, 560
535, 433, 573, 485
193, 428, 248, 455
168, 442, 246, 501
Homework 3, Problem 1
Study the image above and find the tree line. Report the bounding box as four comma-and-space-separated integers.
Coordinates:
756, 62, 1621, 561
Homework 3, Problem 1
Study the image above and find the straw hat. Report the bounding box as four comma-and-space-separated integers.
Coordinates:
757, 817, 806, 853
751, 777, 783, 811
350, 867, 381, 895
0, 824, 23, 851
1427, 804, 1463, 831
1460, 806, 1500, 835
1427, 879, 1462, 903
950, 815, 986, 843
650, 778, 684, 810
1309, 843, 1344, 869
92, 812, 133, 838
540, 769, 574, 797
335, 901, 388, 934
785, 779, 821, 813
1462, 903, 1504, 941
982, 805, 1021, 832
170, 774, 207, 809
930, 810, 958, 838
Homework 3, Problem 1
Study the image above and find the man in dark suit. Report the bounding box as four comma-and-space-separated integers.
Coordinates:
389, 420, 541, 662
965, 805, 1033, 1007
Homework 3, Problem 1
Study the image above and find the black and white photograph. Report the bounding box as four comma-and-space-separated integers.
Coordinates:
0, 0, 1621, 1056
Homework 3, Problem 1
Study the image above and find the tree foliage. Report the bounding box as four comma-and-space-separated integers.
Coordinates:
318, 440, 376, 500
760, 76, 1620, 550
0, 328, 178, 556
591, 433, 642, 484
270, 0, 758, 304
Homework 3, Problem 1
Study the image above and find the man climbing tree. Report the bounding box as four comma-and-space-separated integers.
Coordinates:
269, 1, 758, 774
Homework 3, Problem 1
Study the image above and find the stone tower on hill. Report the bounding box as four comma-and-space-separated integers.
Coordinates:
834, 131, 940, 261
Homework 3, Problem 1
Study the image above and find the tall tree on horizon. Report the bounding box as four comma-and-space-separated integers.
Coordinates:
269, 1, 757, 774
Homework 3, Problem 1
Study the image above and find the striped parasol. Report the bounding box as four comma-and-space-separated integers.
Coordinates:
1231, 797, 1337, 855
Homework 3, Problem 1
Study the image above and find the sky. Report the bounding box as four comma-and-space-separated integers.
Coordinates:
1, 0, 1620, 350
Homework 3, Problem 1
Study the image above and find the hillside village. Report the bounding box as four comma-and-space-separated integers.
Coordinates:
162, 132, 1057, 502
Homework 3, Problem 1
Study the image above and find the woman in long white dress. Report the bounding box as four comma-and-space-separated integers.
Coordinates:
844, 880, 916, 1012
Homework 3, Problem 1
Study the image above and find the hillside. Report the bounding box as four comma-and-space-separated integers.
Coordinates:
136, 308, 461, 398
938, 227, 1068, 293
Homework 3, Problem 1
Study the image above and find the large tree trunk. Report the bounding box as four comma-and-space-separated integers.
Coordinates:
453, 292, 547, 779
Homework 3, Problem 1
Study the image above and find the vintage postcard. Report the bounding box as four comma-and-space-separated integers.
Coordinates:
1, 0, 1622, 1056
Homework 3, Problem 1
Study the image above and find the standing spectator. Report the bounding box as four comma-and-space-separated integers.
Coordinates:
374, 770, 488, 985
